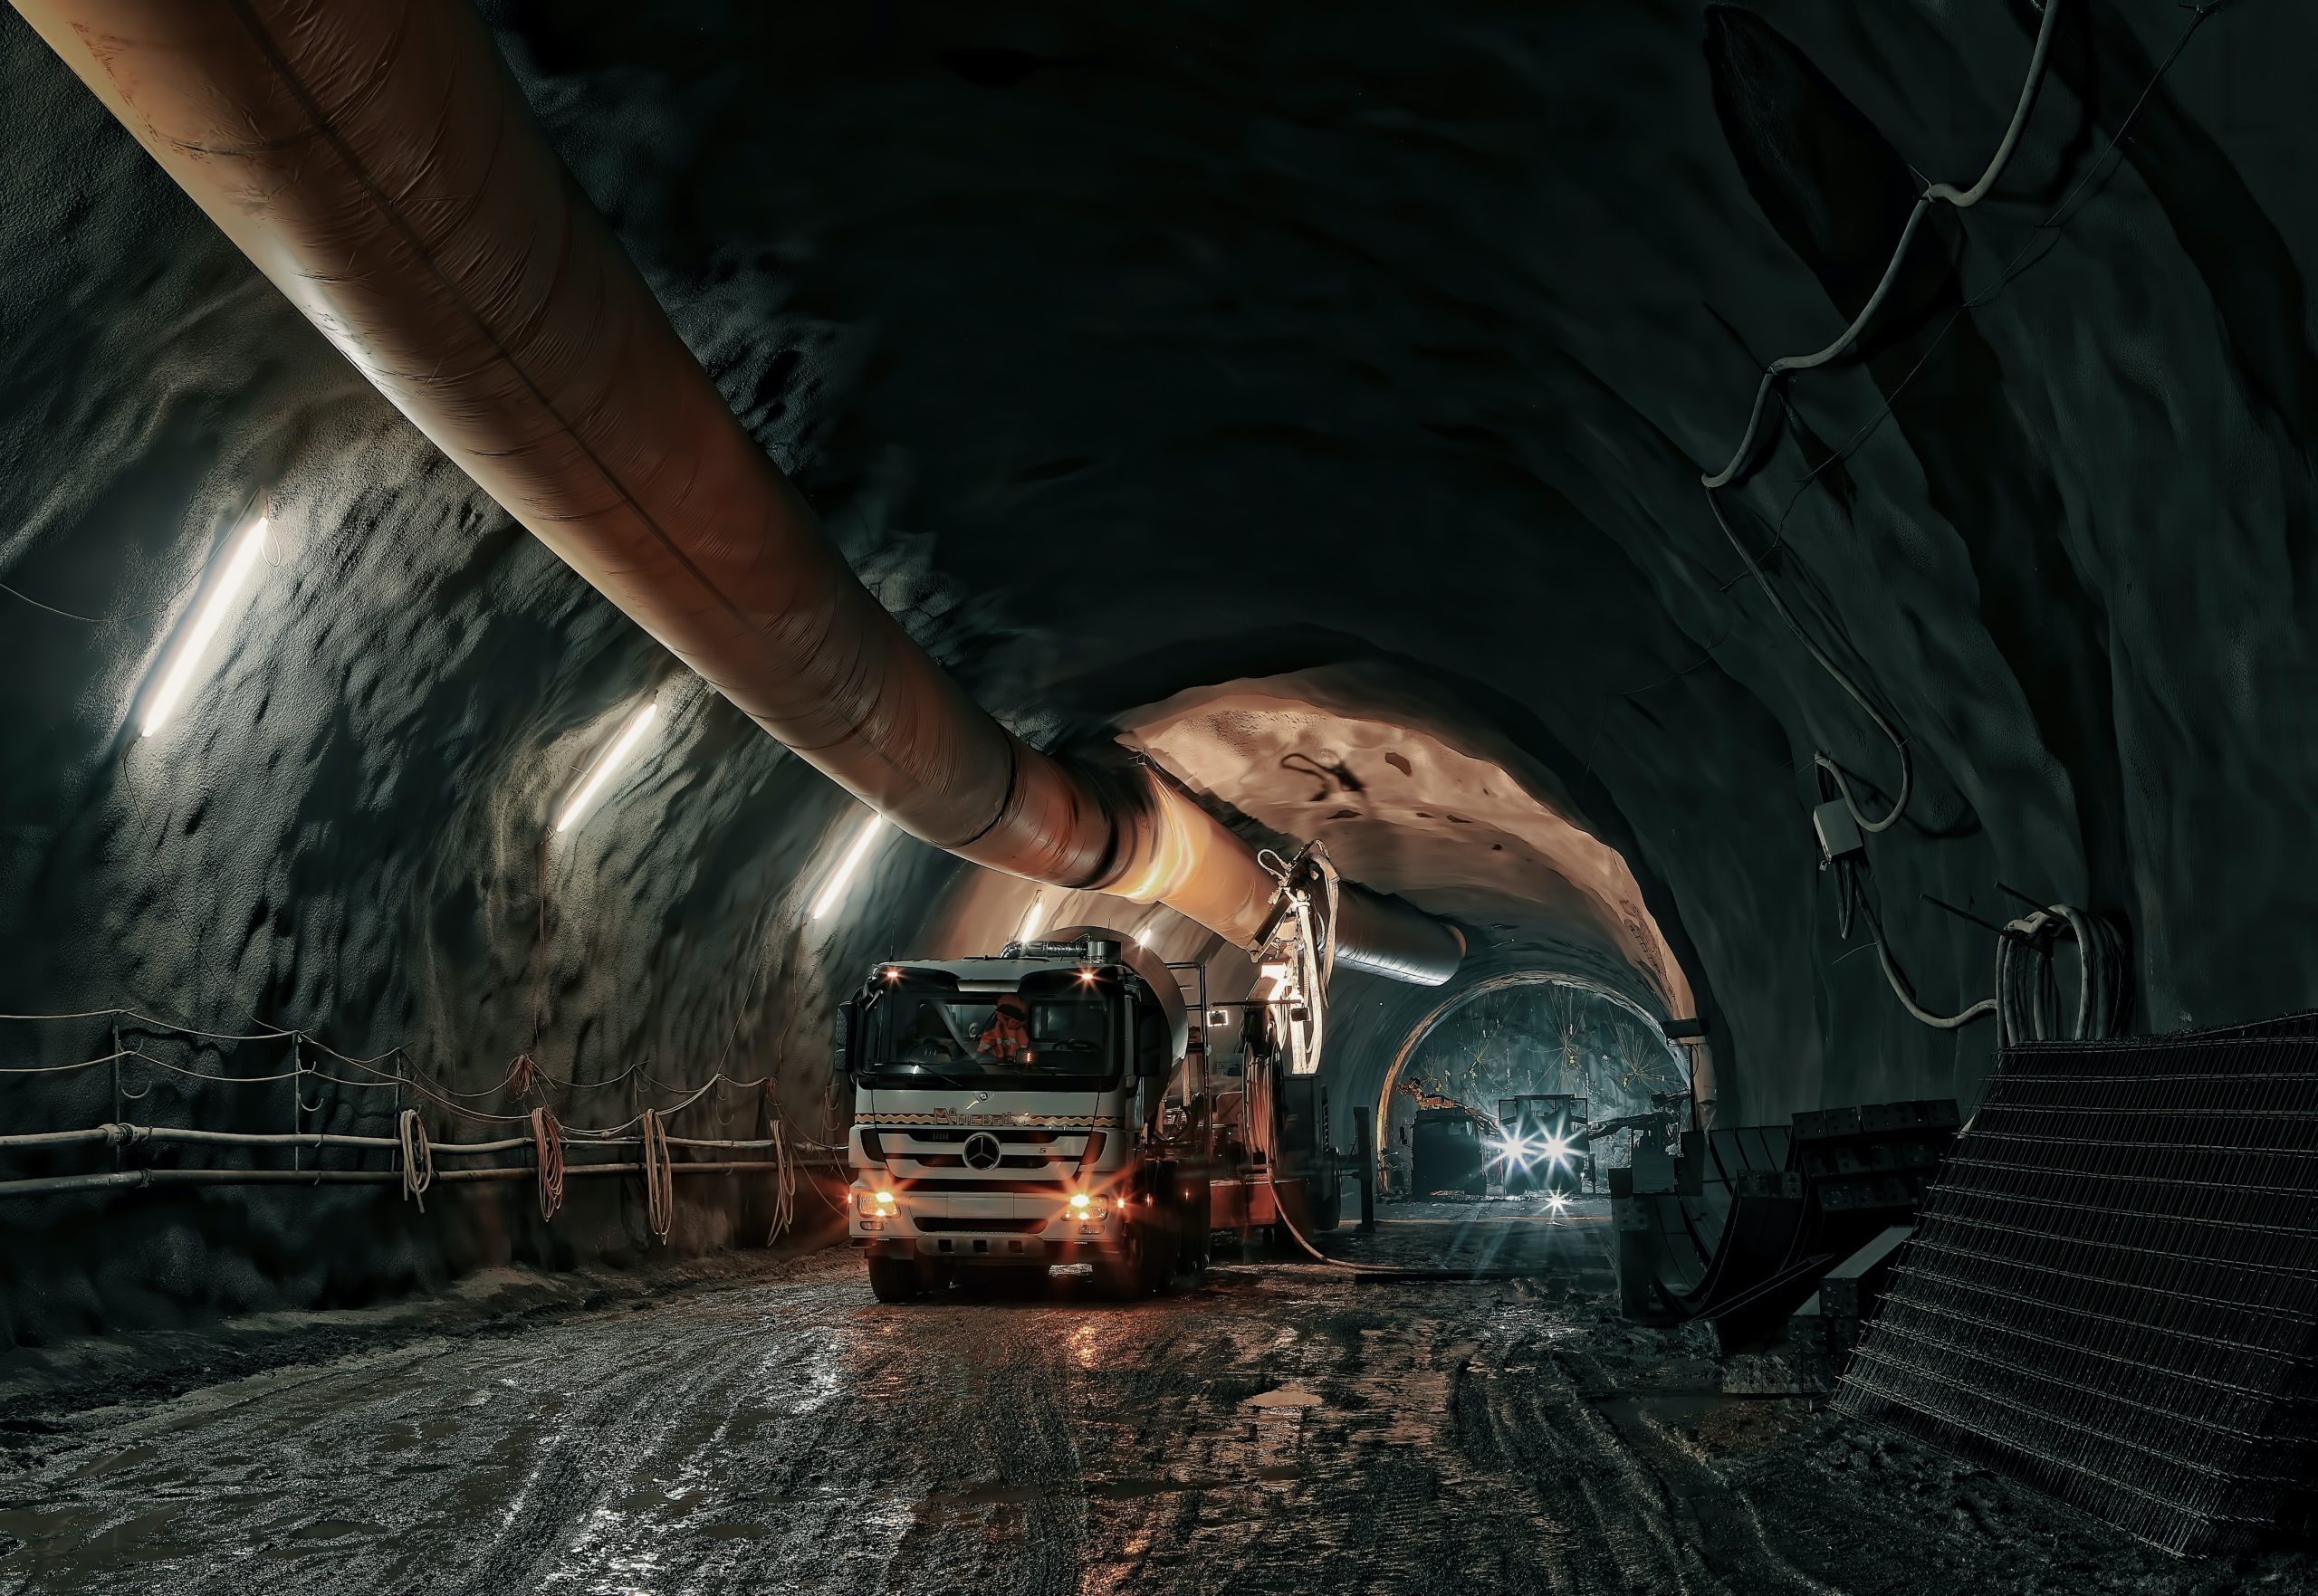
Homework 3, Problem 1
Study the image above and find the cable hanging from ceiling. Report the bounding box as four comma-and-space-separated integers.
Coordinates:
1698, 0, 2062, 839
1692, 0, 2220, 1042
1700, 0, 2062, 494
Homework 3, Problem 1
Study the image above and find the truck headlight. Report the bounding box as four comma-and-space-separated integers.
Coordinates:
1068, 1192, 1106, 1218
874, 1190, 896, 1209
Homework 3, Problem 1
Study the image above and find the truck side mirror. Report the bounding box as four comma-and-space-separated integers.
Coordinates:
833, 999, 861, 1076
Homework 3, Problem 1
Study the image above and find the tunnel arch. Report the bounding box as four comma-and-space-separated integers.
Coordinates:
1367, 970, 1696, 1145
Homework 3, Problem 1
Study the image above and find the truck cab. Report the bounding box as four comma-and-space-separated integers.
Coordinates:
836, 932, 1208, 1301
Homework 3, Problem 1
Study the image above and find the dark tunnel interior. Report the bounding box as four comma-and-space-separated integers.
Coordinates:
7, 1, 2318, 1591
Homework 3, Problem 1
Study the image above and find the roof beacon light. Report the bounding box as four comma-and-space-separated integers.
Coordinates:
141, 513, 272, 738
811, 814, 888, 921
554, 702, 659, 834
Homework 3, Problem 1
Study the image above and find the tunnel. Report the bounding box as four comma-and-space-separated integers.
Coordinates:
5, 0, 2318, 1590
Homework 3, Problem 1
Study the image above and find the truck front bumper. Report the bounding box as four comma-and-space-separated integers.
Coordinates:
856, 1234, 1127, 1265
848, 1190, 1123, 1263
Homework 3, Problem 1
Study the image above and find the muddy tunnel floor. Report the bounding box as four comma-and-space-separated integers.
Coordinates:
4, 1199, 2314, 1596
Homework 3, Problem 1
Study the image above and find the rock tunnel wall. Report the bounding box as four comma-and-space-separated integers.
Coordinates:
7, 1, 2318, 1337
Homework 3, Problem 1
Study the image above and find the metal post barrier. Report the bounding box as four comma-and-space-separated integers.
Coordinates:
1355, 1106, 1375, 1232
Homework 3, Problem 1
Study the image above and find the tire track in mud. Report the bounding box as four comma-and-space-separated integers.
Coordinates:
0, 1203, 1905, 1596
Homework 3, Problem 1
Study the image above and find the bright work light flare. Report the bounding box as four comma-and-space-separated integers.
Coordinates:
554, 702, 659, 834
141, 514, 272, 738
1017, 893, 1047, 944
811, 815, 886, 920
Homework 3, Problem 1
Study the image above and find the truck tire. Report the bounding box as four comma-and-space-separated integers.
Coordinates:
1138, 1216, 1174, 1295
867, 1256, 923, 1303
1176, 1200, 1212, 1278
1094, 1230, 1147, 1301
1310, 1169, 1343, 1234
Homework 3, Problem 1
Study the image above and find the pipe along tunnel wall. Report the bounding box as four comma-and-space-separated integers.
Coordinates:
8, 0, 2318, 1367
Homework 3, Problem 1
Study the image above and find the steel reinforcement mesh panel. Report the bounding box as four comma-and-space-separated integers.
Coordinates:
1834, 1019, 2318, 1555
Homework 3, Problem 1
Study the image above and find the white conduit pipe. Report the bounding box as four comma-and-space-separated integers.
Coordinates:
1700, 0, 2062, 491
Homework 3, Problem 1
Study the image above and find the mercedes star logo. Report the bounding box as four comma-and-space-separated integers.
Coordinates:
963, 1132, 1003, 1171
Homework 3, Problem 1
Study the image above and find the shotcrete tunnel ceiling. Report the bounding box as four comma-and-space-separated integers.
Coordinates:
3, 0, 2309, 1127
1119, 671, 1695, 1021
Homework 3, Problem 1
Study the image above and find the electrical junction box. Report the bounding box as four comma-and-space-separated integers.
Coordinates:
1813, 799, 1865, 865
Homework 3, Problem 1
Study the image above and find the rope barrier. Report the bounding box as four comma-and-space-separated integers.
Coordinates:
396, 1109, 434, 1211
0, 1001, 838, 1238
640, 1109, 674, 1242
530, 1106, 566, 1220
0, 1001, 802, 1138
0, 1156, 839, 1202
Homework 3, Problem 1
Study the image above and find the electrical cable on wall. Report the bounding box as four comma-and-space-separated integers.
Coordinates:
1700, 0, 2061, 492
1709, 489, 1911, 834
1692, 2, 2227, 1046
1700, 0, 2225, 850
1695, 0, 2062, 837
1845, 863, 2129, 1043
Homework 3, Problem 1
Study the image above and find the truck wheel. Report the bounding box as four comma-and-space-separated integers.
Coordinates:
1137, 1218, 1174, 1295
1176, 1203, 1212, 1278
867, 1256, 922, 1304
1094, 1232, 1146, 1300
1311, 1171, 1343, 1234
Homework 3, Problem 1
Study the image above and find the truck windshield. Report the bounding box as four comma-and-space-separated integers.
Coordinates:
866, 989, 1117, 1084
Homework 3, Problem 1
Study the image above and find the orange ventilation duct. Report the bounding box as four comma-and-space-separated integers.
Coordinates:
15, 0, 1461, 985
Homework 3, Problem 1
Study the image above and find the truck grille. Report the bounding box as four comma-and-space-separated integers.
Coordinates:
915, 1217, 1049, 1235
862, 1129, 1104, 1177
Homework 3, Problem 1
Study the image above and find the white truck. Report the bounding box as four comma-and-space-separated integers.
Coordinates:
836, 928, 1338, 1301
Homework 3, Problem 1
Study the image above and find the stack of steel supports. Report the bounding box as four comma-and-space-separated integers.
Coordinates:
1836, 1016, 2318, 1554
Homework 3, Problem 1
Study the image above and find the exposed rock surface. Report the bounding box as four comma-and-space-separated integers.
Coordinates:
5, 1, 2315, 1333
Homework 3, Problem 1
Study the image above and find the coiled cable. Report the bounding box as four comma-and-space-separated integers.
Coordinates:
766, 1115, 797, 1245
529, 1105, 566, 1220
396, 1108, 433, 1210
640, 1108, 674, 1242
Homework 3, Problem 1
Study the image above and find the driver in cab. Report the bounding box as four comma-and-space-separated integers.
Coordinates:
976, 992, 1032, 1062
